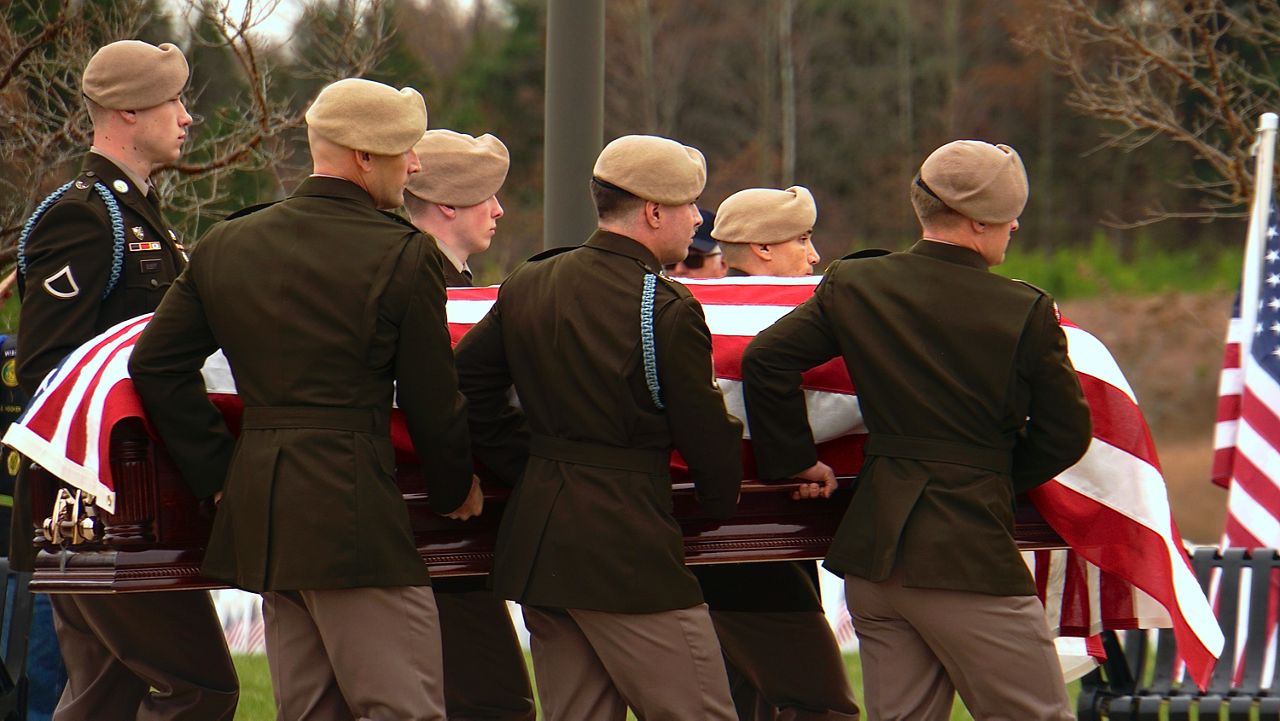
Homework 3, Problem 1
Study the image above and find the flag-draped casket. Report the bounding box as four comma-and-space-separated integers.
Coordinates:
4, 276, 1224, 687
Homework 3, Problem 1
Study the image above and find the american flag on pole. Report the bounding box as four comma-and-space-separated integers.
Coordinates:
3, 276, 1223, 686
1215, 198, 1280, 551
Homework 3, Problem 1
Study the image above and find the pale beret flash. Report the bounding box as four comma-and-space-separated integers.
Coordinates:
82, 40, 189, 111
593, 135, 706, 206
306, 78, 427, 156
919, 140, 1028, 224
712, 186, 817, 245
406, 130, 510, 207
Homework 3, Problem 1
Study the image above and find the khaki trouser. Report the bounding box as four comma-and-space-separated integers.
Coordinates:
844, 572, 1072, 721
712, 610, 860, 720
263, 585, 445, 721
436, 589, 535, 721
51, 591, 238, 721
523, 603, 737, 721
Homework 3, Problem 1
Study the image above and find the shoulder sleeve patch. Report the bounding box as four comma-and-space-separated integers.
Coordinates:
840, 248, 892, 260
42, 265, 81, 299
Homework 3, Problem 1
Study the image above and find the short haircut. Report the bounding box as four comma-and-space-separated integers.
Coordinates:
403, 192, 433, 218
591, 178, 645, 221
84, 96, 109, 127
719, 241, 754, 268
910, 173, 965, 230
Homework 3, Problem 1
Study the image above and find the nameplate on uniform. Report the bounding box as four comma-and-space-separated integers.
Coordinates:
139, 259, 163, 274
128, 242, 162, 252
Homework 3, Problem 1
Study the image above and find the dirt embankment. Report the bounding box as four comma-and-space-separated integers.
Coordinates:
1060, 291, 1234, 544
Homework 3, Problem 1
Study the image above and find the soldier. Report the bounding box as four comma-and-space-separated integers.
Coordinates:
403, 129, 536, 721
666, 209, 728, 278
455, 134, 743, 720
697, 186, 860, 721
716, 188, 821, 279
742, 141, 1092, 720
128, 78, 480, 720
12, 40, 238, 720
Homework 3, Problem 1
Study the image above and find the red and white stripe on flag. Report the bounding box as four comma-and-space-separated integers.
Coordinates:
2, 275, 1223, 686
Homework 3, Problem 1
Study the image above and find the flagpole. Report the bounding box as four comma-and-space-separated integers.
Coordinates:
1241, 113, 1279, 354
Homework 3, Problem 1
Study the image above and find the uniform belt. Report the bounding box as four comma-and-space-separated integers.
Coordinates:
528, 433, 669, 475
864, 433, 1011, 474
240, 406, 383, 434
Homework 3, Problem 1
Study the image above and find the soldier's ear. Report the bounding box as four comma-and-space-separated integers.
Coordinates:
644, 201, 662, 229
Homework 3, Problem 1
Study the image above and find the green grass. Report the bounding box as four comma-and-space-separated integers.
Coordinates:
231, 652, 1079, 720
995, 233, 1243, 299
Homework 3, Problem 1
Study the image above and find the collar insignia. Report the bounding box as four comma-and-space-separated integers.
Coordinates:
112, 179, 129, 194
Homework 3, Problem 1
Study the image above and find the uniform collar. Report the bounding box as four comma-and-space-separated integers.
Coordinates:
294, 176, 378, 207
584, 230, 663, 274
909, 239, 990, 271
726, 267, 751, 277
434, 238, 469, 275
88, 148, 150, 195
81, 152, 168, 235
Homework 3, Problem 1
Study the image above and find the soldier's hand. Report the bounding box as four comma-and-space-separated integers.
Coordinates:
446, 476, 484, 521
791, 461, 837, 501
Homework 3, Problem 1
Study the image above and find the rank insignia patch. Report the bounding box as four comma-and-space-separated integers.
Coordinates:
42, 265, 80, 299
128, 242, 162, 252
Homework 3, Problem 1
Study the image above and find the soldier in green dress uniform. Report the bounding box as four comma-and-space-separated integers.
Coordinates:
13, 39, 238, 721
129, 78, 481, 721
742, 140, 1092, 720
404, 129, 536, 721
455, 134, 743, 720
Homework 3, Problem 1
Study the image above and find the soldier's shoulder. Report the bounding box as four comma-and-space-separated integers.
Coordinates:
1007, 278, 1062, 322
224, 201, 279, 222
527, 245, 576, 262
379, 209, 420, 232
839, 248, 893, 261
654, 273, 694, 300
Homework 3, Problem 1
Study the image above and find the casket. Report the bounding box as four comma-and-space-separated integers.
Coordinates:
24, 418, 1065, 593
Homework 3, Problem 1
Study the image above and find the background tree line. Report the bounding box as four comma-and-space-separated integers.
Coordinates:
3, 0, 1274, 286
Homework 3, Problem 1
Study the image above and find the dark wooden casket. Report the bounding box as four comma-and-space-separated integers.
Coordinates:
27, 420, 1066, 593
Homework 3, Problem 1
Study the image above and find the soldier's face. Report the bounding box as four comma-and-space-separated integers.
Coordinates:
132, 97, 192, 167
767, 231, 820, 277
366, 148, 421, 210
657, 201, 703, 265
453, 195, 504, 255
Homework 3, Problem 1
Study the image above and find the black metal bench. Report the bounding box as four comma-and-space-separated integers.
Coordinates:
1079, 547, 1280, 720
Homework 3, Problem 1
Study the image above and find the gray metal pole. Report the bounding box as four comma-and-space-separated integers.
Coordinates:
543, 0, 605, 249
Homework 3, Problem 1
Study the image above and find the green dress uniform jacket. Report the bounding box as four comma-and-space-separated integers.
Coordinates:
11, 153, 188, 571
455, 230, 743, 613
742, 240, 1092, 596
128, 176, 473, 592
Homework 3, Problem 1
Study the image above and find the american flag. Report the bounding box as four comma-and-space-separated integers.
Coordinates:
3, 277, 1224, 687
1216, 197, 1280, 552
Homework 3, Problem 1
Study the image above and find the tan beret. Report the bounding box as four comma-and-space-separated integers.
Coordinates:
593, 135, 706, 206
919, 140, 1028, 224
406, 130, 510, 206
305, 78, 427, 156
712, 186, 817, 245
82, 40, 188, 110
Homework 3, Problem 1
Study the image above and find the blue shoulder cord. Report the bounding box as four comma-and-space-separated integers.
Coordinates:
18, 181, 126, 300
641, 273, 666, 410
